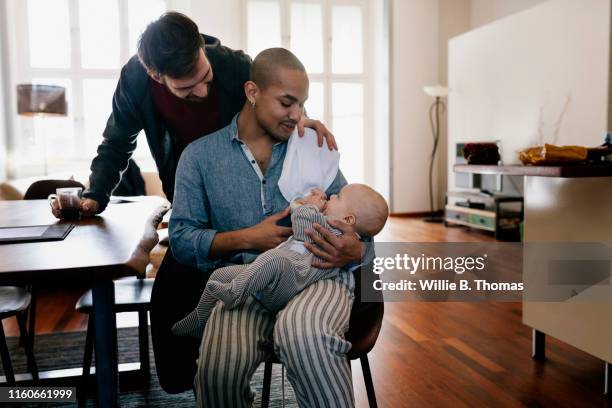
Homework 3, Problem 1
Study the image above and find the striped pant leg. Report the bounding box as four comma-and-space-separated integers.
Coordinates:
273, 273, 356, 407
195, 296, 275, 408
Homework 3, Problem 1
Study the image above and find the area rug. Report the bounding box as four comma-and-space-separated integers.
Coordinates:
1, 327, 297, 407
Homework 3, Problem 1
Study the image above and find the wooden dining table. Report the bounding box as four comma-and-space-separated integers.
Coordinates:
0, 197, 168, 407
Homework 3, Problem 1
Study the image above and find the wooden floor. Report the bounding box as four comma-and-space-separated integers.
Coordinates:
3, 217, 610, 407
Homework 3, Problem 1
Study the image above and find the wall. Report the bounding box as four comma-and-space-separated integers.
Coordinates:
436, 0, 470, 210
371, 0, 391, 202
470, 0, 547, 29
0, 0, 9, 182
448, 0, 611, 190
390, 0, 473, 213
390, 0, 440, 213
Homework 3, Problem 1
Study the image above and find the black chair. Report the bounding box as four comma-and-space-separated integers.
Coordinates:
23, 179, 85, 199
75, 277, 154, 380
150, 249, 208, 394
0, 287, 38, 385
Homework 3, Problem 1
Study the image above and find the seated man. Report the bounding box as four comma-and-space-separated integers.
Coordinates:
172, 185, 388, 339
170, 48, 367, 407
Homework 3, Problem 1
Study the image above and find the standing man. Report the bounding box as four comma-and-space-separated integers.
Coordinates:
170, 48, 365, 407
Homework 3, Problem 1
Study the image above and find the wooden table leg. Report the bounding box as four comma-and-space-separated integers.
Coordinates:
92, 280, 118, 407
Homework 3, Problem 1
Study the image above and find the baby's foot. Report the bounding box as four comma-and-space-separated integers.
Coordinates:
208, 281, 241, 309
171, 310, 205, 339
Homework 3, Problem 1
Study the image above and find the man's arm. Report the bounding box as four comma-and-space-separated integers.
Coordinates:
208, 207, 291, 259
169, 145, 224, 271
83, 61, 144, 213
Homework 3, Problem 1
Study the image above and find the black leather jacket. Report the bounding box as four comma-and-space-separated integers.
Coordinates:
83, 34, 251, 212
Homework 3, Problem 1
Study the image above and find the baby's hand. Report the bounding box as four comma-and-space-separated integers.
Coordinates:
302, 189, 327, 211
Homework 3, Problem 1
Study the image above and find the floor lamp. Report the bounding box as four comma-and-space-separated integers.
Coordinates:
17, 84, 67, 176
423, 85, 448, 223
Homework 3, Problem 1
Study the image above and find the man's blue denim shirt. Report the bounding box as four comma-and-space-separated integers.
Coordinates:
169, 114, 347, 272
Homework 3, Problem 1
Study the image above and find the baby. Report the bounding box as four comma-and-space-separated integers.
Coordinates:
172, 183, 389, 338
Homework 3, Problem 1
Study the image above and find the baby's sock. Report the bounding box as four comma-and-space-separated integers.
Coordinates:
171, 308, 206, 339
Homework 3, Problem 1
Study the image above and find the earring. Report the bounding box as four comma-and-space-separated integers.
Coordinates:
250, 99, 256, 108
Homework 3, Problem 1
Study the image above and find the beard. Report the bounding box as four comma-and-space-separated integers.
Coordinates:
256, 114, 296, 143
184, 83, 211, 103
262, 124, 288, 142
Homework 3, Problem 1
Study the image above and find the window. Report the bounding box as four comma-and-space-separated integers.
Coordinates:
7, 0, 167, 178
245, 0, 371, 184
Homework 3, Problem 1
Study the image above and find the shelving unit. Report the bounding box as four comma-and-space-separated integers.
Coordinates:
444, 191, 523, 241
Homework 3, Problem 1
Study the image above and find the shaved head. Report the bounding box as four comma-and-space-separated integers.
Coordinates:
250, 48, 306, 89
242, 47, 308, 142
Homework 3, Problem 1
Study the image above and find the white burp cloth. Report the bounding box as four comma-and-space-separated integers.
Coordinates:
278, 128, 340, 203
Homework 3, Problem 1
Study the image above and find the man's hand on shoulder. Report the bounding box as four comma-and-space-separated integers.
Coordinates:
304, 219, 365, 269
298, 117, 338, 151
